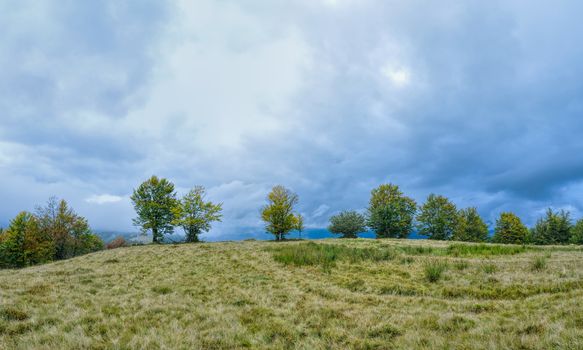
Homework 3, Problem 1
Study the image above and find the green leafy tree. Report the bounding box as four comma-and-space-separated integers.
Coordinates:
296, 214, 305, 239
367, 184, 417, 238
492, 212, 528, 244
173, 186, 223, 243
328, 210, 367, 238
529, 209, 572, 245
261, 185, 301, 241
0, 212, 54, 268
36, 197, 95, 259
571, 219, 583, 245
131, 176, 179, 243
416, 194, 458, 240
453, 207, 489, 242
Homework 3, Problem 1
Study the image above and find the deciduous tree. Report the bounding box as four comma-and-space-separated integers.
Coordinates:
416, 194, 458, 240
173, 186, 223, 243
367, 184, 417, 238
131, 176, 178, 243
328, 211, 367, 238
261, 185, 301, 241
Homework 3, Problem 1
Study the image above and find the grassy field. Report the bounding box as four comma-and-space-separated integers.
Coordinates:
1, 239, 583, 349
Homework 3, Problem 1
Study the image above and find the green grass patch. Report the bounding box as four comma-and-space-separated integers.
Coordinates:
423, 260, 448, 283
446, 243, 530, 256
270, 242, 394, 269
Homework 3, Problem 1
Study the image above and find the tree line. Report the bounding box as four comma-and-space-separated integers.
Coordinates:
0, 198, 104, 268
3, 176, 583, 269
263, 183, 583, 245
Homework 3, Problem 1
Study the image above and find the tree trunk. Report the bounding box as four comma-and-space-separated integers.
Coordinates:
152, 227, 159, 243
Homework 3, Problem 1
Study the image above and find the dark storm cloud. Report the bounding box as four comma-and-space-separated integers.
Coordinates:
2, 0, 583, 234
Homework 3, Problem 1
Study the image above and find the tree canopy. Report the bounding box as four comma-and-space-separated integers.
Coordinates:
173, 186, 223, 243
492, 212, 528, 244
131, 176, 179, 243
328, 211, 367, 238
367, 184, 417, 239
529, 209, 572, 245
416, 194, 458, 240
453, 207, 489, 242
261, 185, 301, 241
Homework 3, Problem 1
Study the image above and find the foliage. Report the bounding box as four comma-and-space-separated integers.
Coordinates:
296, 214, 304, 238
106, 236, 128, 249
492, 212, 529, 244
0, 212, 54, 268
172, 186, 222, 243
571, 219, 583, 244
260, 185, 301, 241
416, 194, 458, 240
529, 209, 572, 245
453, 207, 489, 242
131, 176, 179, 243
328, 210, 367, 238
35, 197, 95, 259
367, 184, 417, 239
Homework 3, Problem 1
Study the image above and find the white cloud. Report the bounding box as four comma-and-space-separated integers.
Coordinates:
86, 194, 124, 205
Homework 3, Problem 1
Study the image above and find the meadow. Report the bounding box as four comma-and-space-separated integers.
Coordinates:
1, 239, 583, 349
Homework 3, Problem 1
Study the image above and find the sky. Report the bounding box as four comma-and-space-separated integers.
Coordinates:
2, 0, 583, 239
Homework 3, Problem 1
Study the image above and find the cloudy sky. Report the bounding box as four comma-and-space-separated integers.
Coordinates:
2, 0, 583, 238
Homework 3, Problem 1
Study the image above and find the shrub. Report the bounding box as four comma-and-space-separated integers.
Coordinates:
106, 236, 128, 250
423, 260, 448, 283
328, 211, 367, 238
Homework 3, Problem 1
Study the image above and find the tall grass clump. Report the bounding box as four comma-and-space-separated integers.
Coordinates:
423, 260, 448, 283
270, 242, 394, 269
531, 255, 548, 272
447, 243, 530, 257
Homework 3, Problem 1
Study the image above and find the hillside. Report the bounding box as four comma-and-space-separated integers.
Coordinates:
1, 239, 583, 349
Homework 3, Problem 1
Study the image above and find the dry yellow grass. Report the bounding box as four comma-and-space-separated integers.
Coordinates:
1, 239, 583, 349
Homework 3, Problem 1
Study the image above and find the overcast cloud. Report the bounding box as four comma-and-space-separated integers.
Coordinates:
2, 0, 583, 238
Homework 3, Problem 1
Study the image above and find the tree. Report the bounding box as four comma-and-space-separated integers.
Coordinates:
36, 197, 95, 260
452, 207, 489, 242
328, 211, 367, 238
173, 186, 223, 243
367, 184, 417, 238
296, 214, 304, 239
416, 194, 458, 240
0, 212, 54, 268
529, 209, 572, 245
492, 212, 528, 244
131, 176, 179, 243
571, 219, 583, 245
261, 185, 301, 241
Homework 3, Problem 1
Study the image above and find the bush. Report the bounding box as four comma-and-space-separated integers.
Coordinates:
106, 236, 128, 250
328, 211, 367, 238
423, 260, 448, 283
